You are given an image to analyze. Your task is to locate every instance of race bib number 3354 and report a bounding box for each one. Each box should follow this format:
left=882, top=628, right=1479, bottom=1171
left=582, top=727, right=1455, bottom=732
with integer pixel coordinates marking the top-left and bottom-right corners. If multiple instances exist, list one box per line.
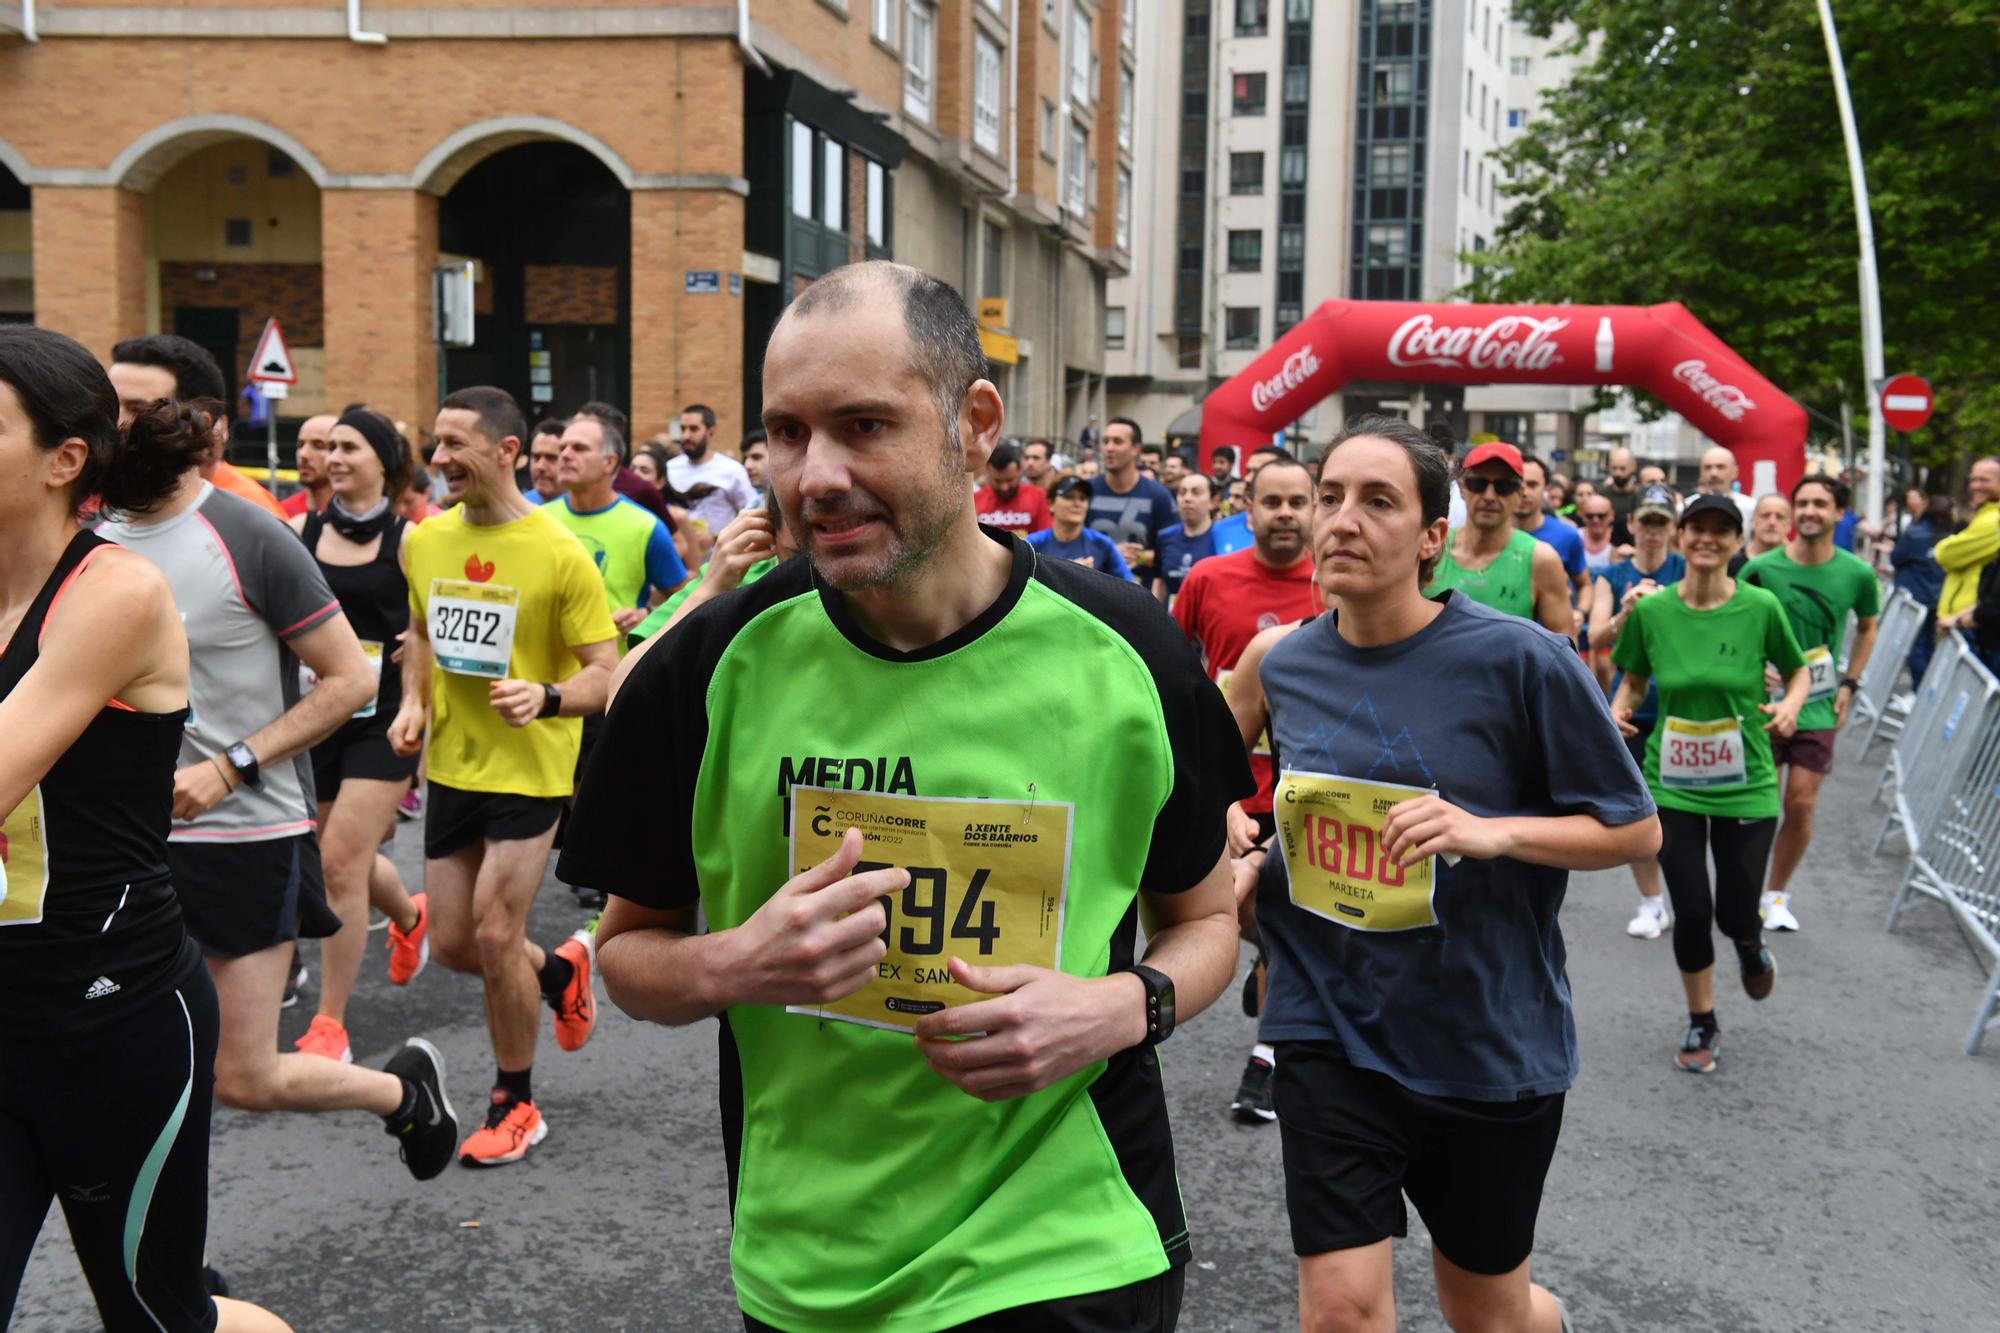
left=786, top=787, right=1072, bottom=1033
left=1277, top=771, right=1439, bottom=932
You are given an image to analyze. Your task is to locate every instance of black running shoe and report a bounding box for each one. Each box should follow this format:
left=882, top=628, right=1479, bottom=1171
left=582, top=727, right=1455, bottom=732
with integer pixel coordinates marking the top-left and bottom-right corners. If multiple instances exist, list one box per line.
left=1231, top=1054, right=1277, bottom=1123
left=382, top=1038, right=458, bottom=1181
left=1738, top=942, right=1777, bottom=1001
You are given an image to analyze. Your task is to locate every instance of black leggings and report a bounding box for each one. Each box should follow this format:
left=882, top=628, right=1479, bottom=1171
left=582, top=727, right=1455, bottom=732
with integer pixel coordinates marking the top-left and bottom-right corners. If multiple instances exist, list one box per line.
left=1655, top=808, right=1777, bottom=974
left=1, top=972, right=221, bottom=1333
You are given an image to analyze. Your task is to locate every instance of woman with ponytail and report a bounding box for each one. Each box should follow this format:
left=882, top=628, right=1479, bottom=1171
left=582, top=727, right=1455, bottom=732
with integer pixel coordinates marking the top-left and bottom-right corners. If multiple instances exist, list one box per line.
left=0, top=325, right=291, bottom=1331
left=288, top=409, right=430, bottom=1057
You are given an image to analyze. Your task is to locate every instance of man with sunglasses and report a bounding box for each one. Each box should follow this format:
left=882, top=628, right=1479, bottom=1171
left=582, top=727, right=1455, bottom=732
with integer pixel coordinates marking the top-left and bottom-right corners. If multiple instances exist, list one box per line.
left=1576, top=495, right=1617, bottom=577
left=1428, top=443, right=1574, bottom=641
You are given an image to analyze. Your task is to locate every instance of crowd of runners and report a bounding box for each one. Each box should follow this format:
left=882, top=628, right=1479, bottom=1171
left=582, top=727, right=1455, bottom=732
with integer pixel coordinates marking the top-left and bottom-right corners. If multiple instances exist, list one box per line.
left=0, top=259, right=1946, bottom=1332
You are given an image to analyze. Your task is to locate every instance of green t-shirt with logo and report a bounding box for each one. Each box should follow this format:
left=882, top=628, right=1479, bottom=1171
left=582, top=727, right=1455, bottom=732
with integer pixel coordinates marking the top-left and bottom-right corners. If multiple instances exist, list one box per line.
left=1741, top=546, right=1881, bottom=732
left=557, top=530, right=1252, bottom=1332
left=1612, top=580, right=1806, bottom=818
left=625, top=554, right=780, bottom=649
left=543, top=494, right=688, bottom=619
left=1426, top=526, right=1538, bottom=619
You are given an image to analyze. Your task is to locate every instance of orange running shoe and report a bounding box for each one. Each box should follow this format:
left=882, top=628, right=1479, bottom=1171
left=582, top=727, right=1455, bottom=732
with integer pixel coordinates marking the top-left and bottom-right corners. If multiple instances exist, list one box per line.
left=458, top=1094, right=547, bottom=1167
left=293, top=1015, right=353, bottom=1063
left=550, top=928, right=596, bottom=1052
left=386, top=892, right=430, bottom=986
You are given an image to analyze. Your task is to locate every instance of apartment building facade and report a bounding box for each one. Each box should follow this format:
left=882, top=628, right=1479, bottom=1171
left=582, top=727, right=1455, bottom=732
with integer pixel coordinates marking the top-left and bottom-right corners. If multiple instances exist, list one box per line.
left=0, top=0, right=1134, bottom=449
left=1110, top=0, right=1598, bottom=456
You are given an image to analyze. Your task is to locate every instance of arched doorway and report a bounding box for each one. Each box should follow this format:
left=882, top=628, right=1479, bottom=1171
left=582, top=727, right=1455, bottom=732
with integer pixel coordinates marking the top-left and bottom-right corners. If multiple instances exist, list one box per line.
left=145, top=139, right=325, bottom=430
left=0, top=160, right=29, bottom=324
left=438, top=143, right=630, bottom=424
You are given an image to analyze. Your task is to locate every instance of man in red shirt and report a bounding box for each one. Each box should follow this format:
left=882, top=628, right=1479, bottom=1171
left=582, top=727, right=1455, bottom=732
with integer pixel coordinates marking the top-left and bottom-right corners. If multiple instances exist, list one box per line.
left=280, top=412, right=337, bottom=516
left=1171, top=454, right=1320, bottom=1124
left=973, top=440, right=1053, bottom=536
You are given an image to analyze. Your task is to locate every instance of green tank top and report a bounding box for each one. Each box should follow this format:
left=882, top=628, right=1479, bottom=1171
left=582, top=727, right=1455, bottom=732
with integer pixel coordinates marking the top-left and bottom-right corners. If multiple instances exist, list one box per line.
left=1428, top=526, right=1538, bottom=618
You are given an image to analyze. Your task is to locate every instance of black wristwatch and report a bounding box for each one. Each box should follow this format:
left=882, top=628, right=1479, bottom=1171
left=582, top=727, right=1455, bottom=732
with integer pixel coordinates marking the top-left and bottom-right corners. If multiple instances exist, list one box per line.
left=223, top=741, right=262, bottom=790
left=1839, top=677, right=1862, bottom=693
left=537, top=684, right=562, bottom=719
left=1124, top=965, right=1176, bottom=1046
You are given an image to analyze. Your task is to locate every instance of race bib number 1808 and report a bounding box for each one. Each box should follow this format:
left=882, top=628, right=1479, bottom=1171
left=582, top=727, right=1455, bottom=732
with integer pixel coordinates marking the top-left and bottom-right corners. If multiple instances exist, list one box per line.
left=1277, top=771, right=1439, bottom=932
left=785, top=787, right=1072, bottom=1032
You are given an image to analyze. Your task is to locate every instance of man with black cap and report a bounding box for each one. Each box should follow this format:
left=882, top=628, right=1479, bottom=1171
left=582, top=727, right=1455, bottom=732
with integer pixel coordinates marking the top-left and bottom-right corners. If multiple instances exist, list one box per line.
left=1426, top=442, right=1574, bottom=639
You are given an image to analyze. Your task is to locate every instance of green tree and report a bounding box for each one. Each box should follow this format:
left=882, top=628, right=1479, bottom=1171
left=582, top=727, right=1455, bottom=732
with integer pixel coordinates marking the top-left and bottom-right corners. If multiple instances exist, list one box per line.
left=1473, top=1, right=2000, bottom=479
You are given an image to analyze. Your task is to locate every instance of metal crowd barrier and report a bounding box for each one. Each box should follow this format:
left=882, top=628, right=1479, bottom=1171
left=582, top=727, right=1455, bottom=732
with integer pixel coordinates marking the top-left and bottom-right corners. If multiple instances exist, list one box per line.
left=1851, top=590, right=1930, bottom=757
left=1870, top=633, right=1973, bottom=833
left=1872, top=632, right=2000, bottom=1054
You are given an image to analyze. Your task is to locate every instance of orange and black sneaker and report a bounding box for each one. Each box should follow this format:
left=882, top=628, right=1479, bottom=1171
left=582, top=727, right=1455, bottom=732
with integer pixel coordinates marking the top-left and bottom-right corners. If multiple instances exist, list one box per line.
left=293, top=1015, right=352, bottom=1063
left=550, top=928, right=596, bottom=1052
left=386, top=892, right=430, bottom=987
left=458, top=1093, right=547, bottom=1168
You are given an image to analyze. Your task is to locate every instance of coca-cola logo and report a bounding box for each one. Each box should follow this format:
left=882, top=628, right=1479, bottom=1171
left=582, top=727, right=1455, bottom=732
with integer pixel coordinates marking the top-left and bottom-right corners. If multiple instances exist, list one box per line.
left=1386, top=314, right=1569, bottom=372
left=1250, top=346, right=1323, bottom=413
left=1671, top=360, right=1757, bottom=421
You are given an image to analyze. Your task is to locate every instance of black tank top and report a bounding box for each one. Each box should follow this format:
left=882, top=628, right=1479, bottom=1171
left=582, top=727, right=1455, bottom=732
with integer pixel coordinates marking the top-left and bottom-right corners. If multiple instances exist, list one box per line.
left=303, top=510, right=409, bottom=721
left=0, top=531, right=198, bottom=1035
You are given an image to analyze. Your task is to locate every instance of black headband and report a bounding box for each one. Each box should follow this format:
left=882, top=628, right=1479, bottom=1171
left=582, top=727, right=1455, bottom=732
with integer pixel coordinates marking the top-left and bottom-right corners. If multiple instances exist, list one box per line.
left=335, top=409, right=406, bottom=486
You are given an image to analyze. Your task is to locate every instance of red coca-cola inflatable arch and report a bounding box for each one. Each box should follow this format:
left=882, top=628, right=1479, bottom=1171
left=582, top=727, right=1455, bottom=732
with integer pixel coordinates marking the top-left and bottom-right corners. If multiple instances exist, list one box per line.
left=1198, top=300, right=1806, bottom=496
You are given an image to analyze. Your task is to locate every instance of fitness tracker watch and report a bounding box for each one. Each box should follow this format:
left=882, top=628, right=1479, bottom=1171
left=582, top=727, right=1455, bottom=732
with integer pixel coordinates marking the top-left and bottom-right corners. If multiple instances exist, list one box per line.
left=223, top=741, right=262, bottom=790
left=538, top=684, right=563, bottom=719
left=1124, top=964, right=1177, bottom=1046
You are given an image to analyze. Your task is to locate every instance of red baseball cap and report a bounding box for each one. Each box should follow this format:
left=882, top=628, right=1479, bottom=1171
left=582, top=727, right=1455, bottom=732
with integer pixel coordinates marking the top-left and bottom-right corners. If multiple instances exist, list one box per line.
left=1461, top=442, right=1525, bottom=476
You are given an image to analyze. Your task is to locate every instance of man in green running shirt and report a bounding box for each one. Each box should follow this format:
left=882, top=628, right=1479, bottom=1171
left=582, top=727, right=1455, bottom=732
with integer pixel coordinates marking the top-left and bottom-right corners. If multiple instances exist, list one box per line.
left=1741, top=473, right=1878, bottom=932
left=1427, top=442, right=1574, bottom=640
left=559, top=261, right=1249, bottom=1332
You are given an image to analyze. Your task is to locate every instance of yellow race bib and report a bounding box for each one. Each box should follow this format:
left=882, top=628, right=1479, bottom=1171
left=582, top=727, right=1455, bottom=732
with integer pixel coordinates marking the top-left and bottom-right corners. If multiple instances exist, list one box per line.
left=786, top=787, right=1072, bottom=1032
left=0, top=785, right=50, bottom=927
left=1276, top=771, right=1438, bottom=932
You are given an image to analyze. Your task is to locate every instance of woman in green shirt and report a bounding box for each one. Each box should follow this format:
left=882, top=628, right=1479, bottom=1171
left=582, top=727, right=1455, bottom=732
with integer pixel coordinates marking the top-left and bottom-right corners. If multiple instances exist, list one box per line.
left=1610, top=493, right=1810, bottom=1074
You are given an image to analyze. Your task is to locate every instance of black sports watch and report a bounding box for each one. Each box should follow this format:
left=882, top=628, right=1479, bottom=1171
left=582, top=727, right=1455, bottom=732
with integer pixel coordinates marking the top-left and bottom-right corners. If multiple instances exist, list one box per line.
left=1839, top=677, right=1862, bottom=693
left=1124, top=965, right=1176, bottom=1047
left=223, top=741, right=262, bottom=790
left=537, top=684, right=562, bottom=719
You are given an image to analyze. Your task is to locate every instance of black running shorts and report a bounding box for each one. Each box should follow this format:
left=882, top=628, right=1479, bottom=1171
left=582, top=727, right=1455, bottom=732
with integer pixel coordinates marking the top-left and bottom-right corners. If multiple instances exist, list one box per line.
left=310, top=715, right=420, bottom=796
left=1274, top=1041, right=1565, bottom=1276
left=167, top=834, right=341, bottom=960
left=423, top=781, right=565, bottom=860
left=741, top=1265, right=1183, bottom=1333
left=0, top=963, right=220, bottom=1333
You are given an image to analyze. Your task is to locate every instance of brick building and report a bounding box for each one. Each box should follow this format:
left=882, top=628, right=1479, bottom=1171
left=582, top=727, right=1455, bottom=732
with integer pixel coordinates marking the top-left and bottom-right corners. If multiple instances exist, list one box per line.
left=0, top=1, right=1136, bottom=452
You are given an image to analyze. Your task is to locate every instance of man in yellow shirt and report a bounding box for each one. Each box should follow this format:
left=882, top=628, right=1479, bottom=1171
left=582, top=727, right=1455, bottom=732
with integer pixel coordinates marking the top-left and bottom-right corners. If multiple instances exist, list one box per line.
left=1933, top=458, right=2000, bottom=620
left=389, top=386, right=618, bottom=1168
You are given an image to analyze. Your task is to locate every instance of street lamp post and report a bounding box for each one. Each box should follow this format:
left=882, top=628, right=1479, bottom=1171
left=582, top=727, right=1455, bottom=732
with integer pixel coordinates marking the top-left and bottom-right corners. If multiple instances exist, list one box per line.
left=1815, top=0, right=1886, bottom=529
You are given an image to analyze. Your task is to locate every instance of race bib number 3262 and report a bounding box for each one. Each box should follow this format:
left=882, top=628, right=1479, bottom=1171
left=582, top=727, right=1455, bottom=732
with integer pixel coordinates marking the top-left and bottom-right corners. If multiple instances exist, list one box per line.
left=785, top=787, right=1072, bottom=1033
left=428, top=578, right=519, bottom=678
left=1277, top=771, right=1439, bottom=932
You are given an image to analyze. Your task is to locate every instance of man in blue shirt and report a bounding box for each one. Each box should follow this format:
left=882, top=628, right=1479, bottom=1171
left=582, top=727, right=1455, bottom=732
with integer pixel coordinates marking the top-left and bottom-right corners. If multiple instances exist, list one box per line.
left=1028, top=476, right=1133, bottom=579
left=1514, top=453, right=1588, bottom=605
left=1087, top=417, right=1177, bottom=578
left=1154, top=473, right=1220, bottom=603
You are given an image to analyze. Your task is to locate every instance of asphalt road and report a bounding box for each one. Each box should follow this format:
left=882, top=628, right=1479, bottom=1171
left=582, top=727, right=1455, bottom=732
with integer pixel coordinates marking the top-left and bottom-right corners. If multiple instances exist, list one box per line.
left=15, top=743, right=2000, bottom=1331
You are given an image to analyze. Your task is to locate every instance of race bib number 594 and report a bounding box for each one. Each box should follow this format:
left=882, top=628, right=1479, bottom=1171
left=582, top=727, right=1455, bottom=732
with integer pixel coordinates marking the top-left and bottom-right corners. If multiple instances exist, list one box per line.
left=1277, top=771, right=1439, bottom=932
left=785, top=787, right=1072, bottom=1032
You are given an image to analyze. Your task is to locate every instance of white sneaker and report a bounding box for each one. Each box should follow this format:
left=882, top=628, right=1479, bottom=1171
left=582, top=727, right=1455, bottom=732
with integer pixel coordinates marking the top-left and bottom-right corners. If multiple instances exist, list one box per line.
left=1762, top=892, right=1800, bottom=932
left=1889, top=692, right=1915, bottom=716
left=1626, top=897, right=1669, bottom=939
